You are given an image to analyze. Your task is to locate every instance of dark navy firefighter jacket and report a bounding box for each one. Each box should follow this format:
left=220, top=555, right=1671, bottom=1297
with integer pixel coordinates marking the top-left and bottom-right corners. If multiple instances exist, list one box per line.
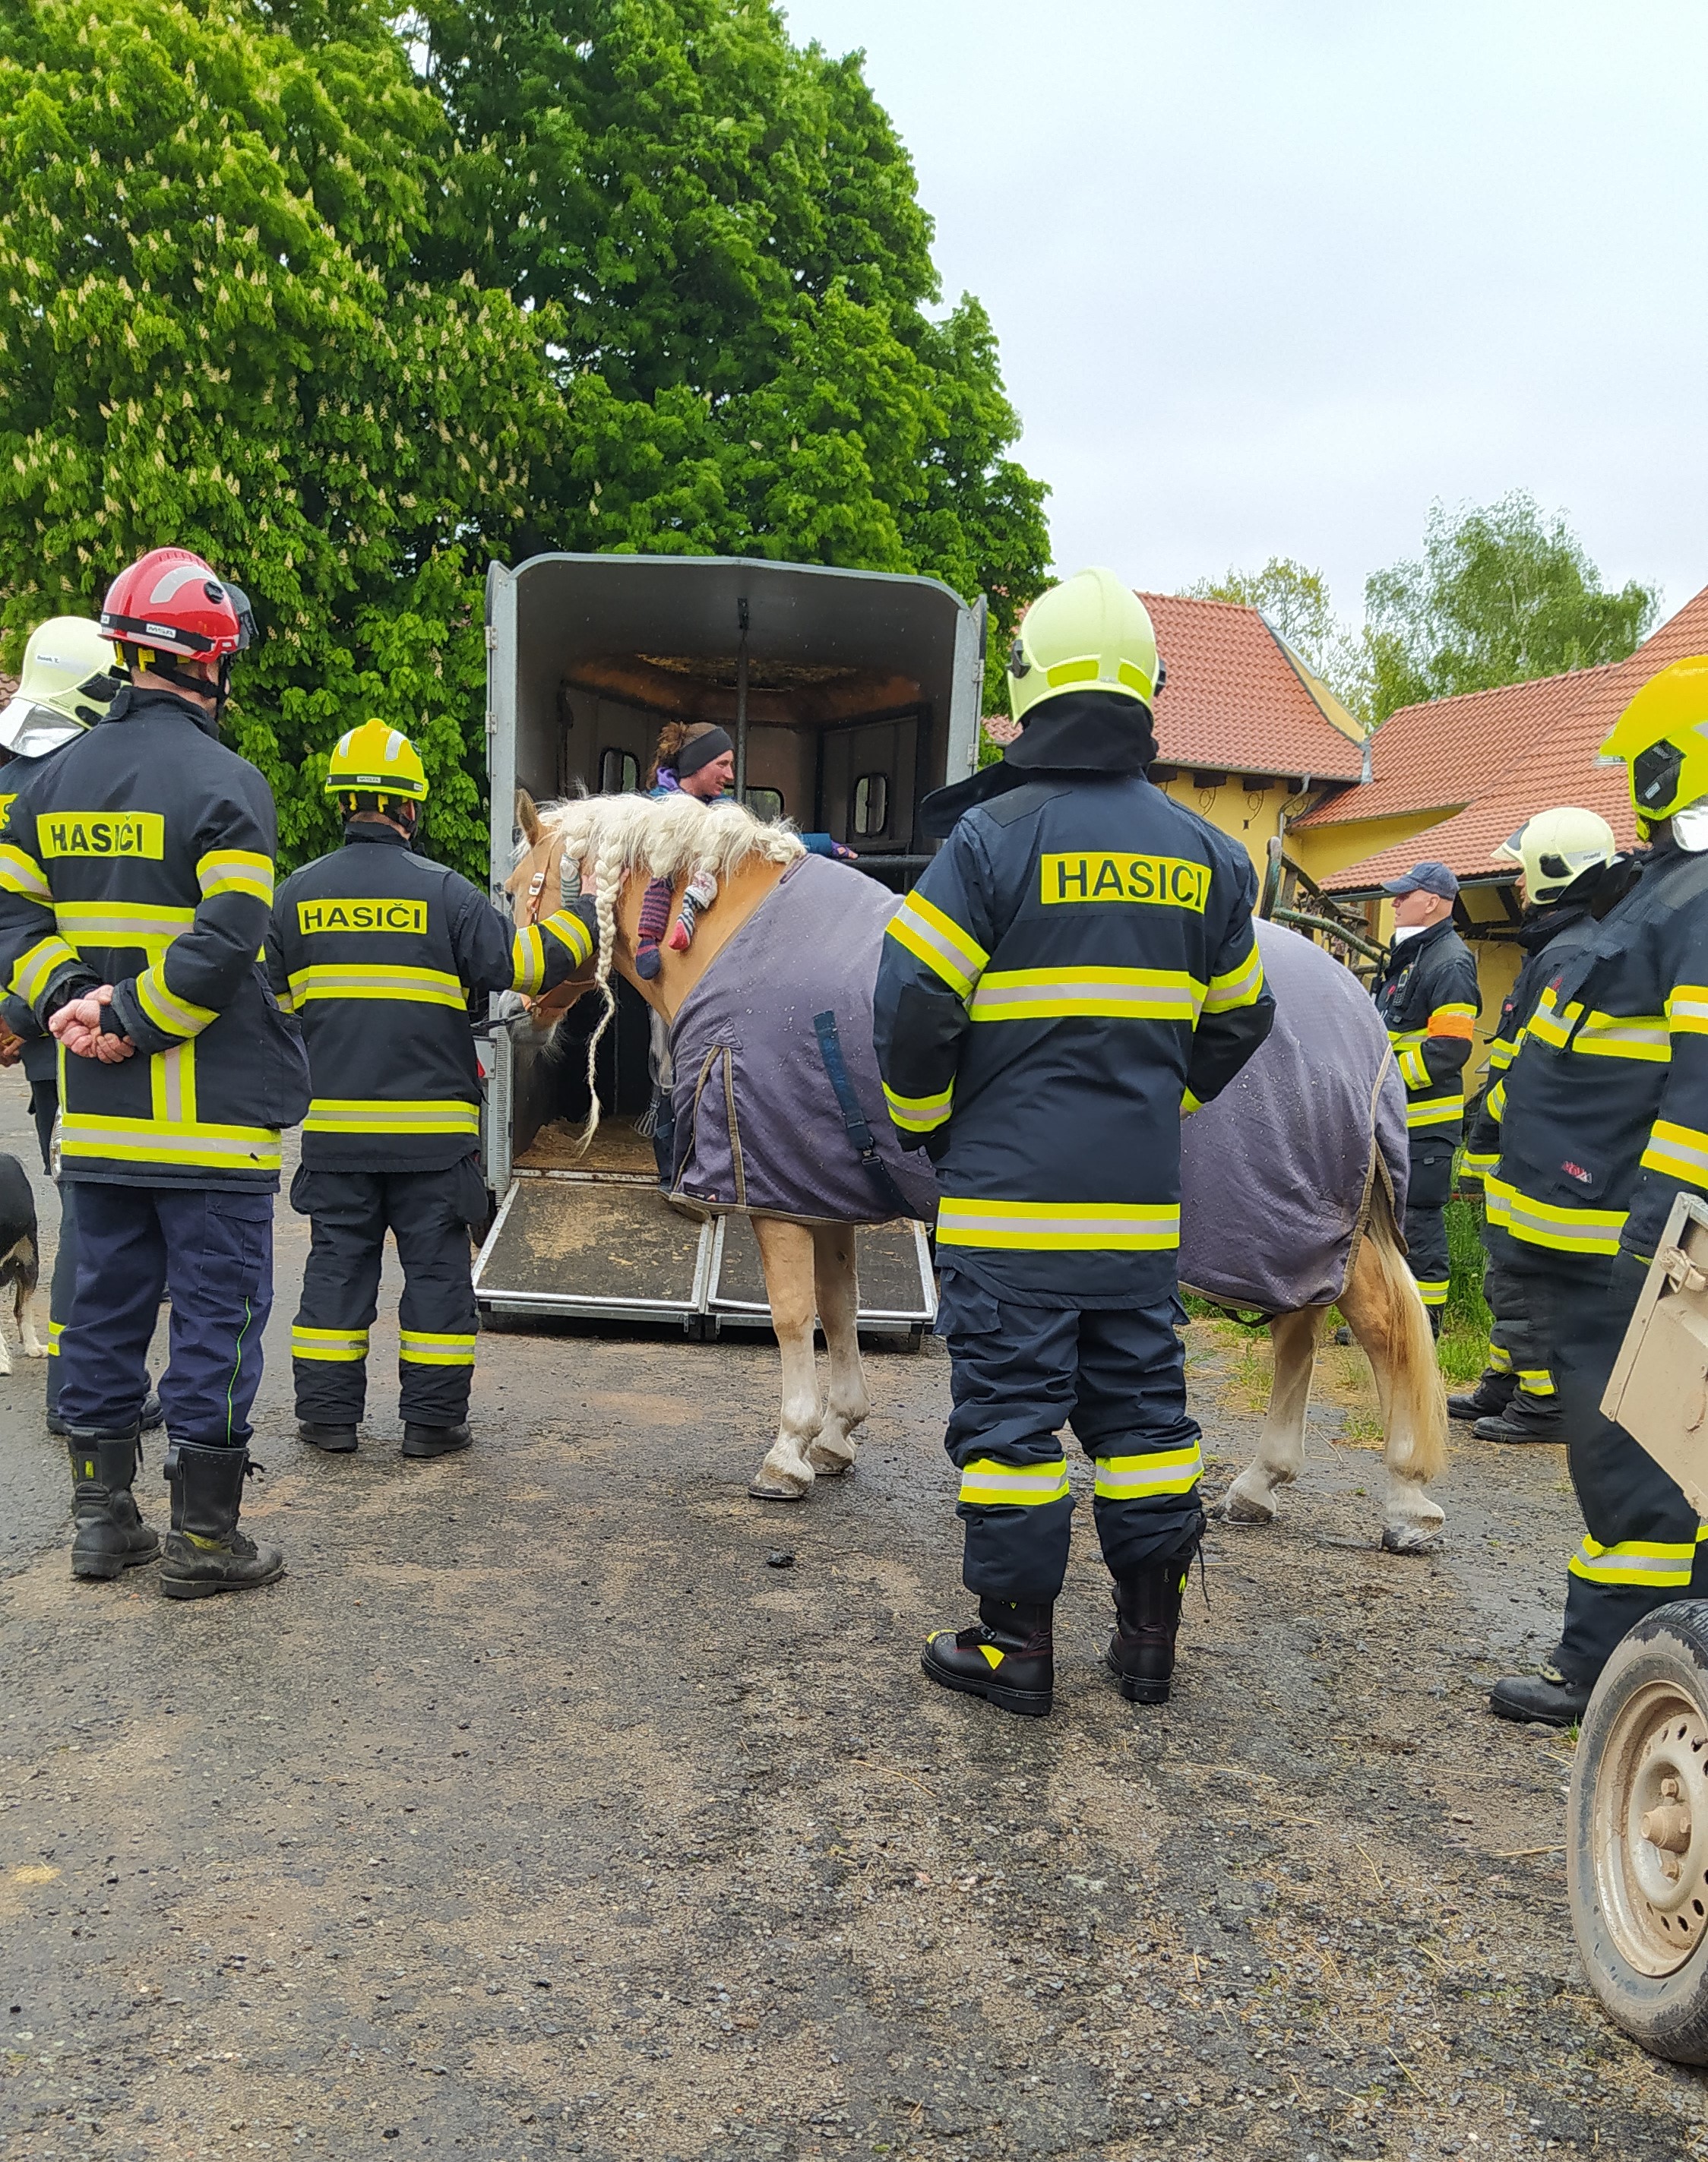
left=267, top=823, right=596, bottom=1174
left=872, top=696, right=1275, bottom=1307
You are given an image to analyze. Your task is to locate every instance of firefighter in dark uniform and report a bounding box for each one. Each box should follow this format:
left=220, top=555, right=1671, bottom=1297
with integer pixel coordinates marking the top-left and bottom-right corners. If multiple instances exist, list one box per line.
left=1370, top=861, right=1481, bottom=1326
left=1453, top=808, right=1618, bottom=1443
left=1490, top=657, right=1708, bottom=1725
left=0, top=546, right=308, bottom=1595
left=873, top=568, right=1276, bottom=1719
left=268, top=721, right=596, bottom=1456
left=0, top=616, right=167, bottom=1441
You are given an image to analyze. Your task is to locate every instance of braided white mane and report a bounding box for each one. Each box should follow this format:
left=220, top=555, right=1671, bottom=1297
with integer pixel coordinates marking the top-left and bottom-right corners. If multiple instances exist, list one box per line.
left=527, top=793, right=805, bottom=1146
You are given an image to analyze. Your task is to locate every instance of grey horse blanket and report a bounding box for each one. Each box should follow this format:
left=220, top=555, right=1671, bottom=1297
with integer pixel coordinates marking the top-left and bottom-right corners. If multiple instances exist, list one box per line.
left=669, top=854, right=938, bottom=1224
left=1177, top=919, right=1409, bottom=1316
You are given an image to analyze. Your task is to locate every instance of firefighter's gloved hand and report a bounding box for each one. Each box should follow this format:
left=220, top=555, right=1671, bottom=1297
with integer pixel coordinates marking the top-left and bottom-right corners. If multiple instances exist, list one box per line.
left=51, top=985, right=135, bottom=1063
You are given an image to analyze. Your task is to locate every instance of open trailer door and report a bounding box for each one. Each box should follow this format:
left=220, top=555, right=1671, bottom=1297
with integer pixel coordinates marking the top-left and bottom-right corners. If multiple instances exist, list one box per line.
left=473, top=552, right=976, bottom=1336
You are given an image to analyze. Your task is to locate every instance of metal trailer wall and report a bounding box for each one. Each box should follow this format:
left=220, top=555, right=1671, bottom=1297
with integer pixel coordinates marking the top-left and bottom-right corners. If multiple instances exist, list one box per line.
left=477, top=552, right=985, bottom=1336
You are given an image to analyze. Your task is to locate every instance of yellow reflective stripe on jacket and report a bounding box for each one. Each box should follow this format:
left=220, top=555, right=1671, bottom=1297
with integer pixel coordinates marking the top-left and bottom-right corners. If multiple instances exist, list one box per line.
left=512, top=925, right=548, bottom=994
left=1202, top=940, right=1265, bottom=1013
left=885, top=892, right=989, bottom=1000
left=882, top=1078, right=954, bottom=1133
left=1574, top=1010, right=1668, bottom=1060
left=1093, top=1443, right=1204, bottom=1500
left=0, top=842, right=50, bottom=902
left=968, top=966, right=1204, bottom=1024
left=540, top=908, right=592, bottom=963
left=937, top=1196, right=1180, bottom=1250
left=1486, top=1033, right=1520, bottom=1072
left=1568, top=1534, right=1697, bottom=1589
left=1460, top=1150, right=1497, bottom=1179
left=957, top=1455, right=1071, bottom=1507
left=286, top=963, right=466, bottom=1009
left=57, top=899, right=196, bottom=962
left=1404, top=1093, right=1463, bottom=1127
left=303, top=1097, right=480, bottom=1135
left=59, top=1112, right=280, bottom=1171
left=11, top=933, right=81, bottom=1005
left=1667, top=984, right=1708, bottom=1036
left=400, top=1329, right=477, bottom=1367
left=196, top=849, right=274, bottom=904
left=1640, top=1119, right=1708, bottom=1184
left=1528, top=984, right=1669, bottom=1062
left=1415, top=1276, right=1449, bottom=1307
left=1483, top=1173, right=1626, bottom=1255
left=1397, top=1044, right=1431, bottom=1089
left=293, top=1325, right=370, bottom=1363
left=135, top=959, right=218, bottom=1041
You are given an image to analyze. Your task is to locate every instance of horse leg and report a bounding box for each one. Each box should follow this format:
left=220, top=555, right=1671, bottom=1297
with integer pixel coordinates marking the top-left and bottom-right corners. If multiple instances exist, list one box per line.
left=805, top=1225, right=870, bottom=1477
left=747, top=1215, right=824, bottom=1502
left=1218, top=1306, right=1327, bottom=1524
left=1340, top=1194, right=1448, bottom=1553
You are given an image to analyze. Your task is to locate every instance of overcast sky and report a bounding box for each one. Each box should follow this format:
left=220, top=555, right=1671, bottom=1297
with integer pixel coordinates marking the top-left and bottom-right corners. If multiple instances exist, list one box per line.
left=780, top=0, right=1706, bottom=625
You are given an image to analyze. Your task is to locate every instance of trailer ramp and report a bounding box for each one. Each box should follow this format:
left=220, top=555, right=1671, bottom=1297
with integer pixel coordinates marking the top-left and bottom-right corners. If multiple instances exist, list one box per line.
left=474, top=1170, right=935, bottom=1341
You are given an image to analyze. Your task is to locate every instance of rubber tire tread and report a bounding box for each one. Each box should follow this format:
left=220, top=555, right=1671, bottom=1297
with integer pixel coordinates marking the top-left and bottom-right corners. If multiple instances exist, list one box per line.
left=1568, top=1598, right=1708, bottom=2063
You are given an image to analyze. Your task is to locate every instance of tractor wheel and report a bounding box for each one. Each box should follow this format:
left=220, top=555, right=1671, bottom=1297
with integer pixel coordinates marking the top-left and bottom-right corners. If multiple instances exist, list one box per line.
left=1569, top=1598, right=1708, bottom=2062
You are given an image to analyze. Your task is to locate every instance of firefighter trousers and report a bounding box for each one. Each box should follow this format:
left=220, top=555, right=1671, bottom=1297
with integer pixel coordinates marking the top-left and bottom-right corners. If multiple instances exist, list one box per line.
left=1404, top=1140, right=1454, bottom=1316
left=58, top=1182, right=273, bottom=1445
left=936, top=1272, right=1205, bottom=1604
left=1510, top=1250, right=1708, bottom=1683
left=289, top=1160, right=484, bottom=1427
left=1479, top=1217, right=1555, bottom=1400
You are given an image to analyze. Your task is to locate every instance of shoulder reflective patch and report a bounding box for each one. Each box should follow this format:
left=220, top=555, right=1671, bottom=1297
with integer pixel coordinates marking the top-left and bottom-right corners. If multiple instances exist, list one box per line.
left=296, top=898, right=429, bottom=936
left=1040, top=852, right=1210, bottom=912
left=37, top=811, right=165, bottom=860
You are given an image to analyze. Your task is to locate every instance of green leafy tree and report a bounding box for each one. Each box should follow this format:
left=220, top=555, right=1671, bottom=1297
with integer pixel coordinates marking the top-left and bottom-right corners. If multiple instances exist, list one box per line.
left=1360, top=492, right=1659, bottom=723
left=1182, top=556, right=1361, bottom=708
left=0, top=0, right=561, bottom=877
left=410, top=0, right=1051, bottom=683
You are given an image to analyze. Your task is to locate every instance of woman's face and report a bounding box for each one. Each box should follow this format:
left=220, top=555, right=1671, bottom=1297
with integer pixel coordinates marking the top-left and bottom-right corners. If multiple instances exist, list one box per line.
left=682, top=749, right=735, bottom=801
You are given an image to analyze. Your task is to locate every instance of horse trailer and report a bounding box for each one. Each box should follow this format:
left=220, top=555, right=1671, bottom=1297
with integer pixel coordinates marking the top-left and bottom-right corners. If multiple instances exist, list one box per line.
left=473, top=552, right=987, bottom=1336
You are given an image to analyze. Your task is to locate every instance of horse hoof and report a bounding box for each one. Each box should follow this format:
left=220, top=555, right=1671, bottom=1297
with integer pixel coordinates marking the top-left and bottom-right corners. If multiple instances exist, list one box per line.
left=748, top=1475, right=811, bottom=1503
left=1381, top=1525, right=1443, bottom=1556
left=806, top=1446, right=855, bottom=1478
left=1214, top=1490, right=1275, bottom=1526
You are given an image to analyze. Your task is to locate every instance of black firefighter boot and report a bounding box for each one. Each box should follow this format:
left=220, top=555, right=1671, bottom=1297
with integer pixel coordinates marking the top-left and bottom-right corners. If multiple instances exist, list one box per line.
left=1475, top=1392, right=1563, bottom=1445
left=1106, top=1554, right=1193, bottom=1705
left=1447, top=1368, right=1517, bottom=1424
left=67, top=1427, right=160, bottom=1580
left=1488, top=1660, right=1593, bottom=1727
left=921, top=1597, right=1054, bottom=1718
left=159, top=1442, right=285, bottom=1601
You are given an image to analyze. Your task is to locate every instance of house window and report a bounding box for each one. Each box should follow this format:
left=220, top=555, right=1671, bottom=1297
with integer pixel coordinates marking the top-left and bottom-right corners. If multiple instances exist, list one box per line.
left=852, top=773, right=890, bottom=837
left=599, top=748, right=639, bottom=795
left=745, top=786, right=783, bottom=822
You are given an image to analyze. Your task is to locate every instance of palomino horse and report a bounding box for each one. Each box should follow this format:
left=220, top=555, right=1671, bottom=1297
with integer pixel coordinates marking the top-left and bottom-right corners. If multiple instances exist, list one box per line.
left=507, top=794, right=1447, bottom=1547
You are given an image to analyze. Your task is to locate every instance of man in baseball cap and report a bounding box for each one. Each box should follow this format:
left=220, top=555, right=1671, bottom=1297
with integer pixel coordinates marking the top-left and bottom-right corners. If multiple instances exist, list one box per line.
left=1371, top=861, right=1480, bottom=1328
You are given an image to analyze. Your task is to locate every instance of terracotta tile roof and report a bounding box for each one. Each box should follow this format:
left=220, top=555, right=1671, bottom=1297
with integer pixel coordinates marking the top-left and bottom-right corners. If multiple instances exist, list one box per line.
left=1292, top=664, right=1620, bottom=831
left=1320, top=579, right=1708, bottom=894
left=1140, top=593, right=1365, bottom=782
left=978, top=592, right=1368, bottom=780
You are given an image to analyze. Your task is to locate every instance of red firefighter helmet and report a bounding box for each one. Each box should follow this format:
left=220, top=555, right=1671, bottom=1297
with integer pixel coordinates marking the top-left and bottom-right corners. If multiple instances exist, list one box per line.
left=100, top=547, right=246, bottom=659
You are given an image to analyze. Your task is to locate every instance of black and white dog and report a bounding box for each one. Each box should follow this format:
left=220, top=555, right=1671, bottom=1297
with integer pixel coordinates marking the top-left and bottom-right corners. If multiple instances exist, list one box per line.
left=0, top=1153, right=46, bottom=1373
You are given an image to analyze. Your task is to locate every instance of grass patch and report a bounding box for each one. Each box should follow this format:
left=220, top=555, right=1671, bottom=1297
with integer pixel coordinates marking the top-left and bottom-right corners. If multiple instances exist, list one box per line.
left=1439, top=1187, right=1494, bottom=1386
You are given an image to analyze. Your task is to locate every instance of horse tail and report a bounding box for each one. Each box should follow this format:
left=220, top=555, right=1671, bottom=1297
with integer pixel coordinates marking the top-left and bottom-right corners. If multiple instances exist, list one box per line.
left=1355, top=1181, right=1448, bottom=1487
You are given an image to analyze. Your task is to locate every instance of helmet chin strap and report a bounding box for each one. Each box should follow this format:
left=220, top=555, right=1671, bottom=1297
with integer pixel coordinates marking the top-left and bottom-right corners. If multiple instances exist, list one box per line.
left=123, top=643, right=228, bottom=719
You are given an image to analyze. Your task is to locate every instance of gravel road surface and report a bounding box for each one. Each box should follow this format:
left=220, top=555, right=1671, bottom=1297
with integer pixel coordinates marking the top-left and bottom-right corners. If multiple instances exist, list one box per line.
left=2, top=1070, right=1706, bottom=2160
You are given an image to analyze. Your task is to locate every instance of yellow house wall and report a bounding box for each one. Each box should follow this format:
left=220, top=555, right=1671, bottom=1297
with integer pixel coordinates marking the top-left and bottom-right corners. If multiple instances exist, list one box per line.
left=1156, top=773, right=1289, bottom=874
left=1283, top=807, right=1460, bottom=884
